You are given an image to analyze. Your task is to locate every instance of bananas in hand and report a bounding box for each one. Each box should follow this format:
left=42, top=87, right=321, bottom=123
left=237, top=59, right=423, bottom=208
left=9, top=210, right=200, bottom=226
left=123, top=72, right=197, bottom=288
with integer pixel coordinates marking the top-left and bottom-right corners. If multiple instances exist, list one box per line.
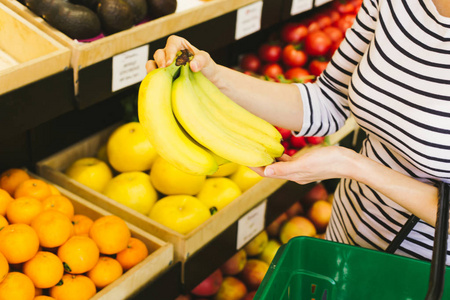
left=138, top=51, right=284, bottom=175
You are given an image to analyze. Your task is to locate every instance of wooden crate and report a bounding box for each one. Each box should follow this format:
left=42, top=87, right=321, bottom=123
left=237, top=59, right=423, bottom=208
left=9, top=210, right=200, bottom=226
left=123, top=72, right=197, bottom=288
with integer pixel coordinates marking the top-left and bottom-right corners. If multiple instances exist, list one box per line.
left=26, top=171, right=174, bottom=300
left=1, top=0, right=258, bottom=94
left=0, top=2, right=70, bottom=95
left=36, top=118, right=357, bottom=266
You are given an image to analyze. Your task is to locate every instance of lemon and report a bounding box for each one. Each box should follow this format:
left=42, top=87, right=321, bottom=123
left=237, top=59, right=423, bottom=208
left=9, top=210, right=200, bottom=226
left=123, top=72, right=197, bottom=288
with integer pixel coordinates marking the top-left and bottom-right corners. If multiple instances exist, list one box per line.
left=229, top=165, right=263, bottom=192
left=102, top=171, right=158, bottom=215
left=196, top=177, right=242, bottom=211
left=150, top=156, right=206, bottom=195
left=65, top=157, right=113, bottom=193
left=208, top=162, right=239, bottom=177
left=107, top=122, right=158, bottom=173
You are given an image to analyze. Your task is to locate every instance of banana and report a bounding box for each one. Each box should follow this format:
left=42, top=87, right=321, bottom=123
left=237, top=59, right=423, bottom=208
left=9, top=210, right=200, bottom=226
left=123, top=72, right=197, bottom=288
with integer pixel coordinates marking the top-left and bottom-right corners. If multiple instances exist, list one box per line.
left=138, top=61, right=218, bottom=175
left=172, top=64, right=274, bottom=167
left=189, top=69, right=284, bottom=158
left=191, top=70, right=283, bottom=141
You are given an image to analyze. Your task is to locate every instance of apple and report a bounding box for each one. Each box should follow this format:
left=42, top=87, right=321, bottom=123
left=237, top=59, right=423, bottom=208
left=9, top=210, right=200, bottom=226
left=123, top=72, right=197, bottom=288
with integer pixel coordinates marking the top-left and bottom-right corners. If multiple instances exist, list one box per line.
left=290, top=135, right=307, bottom=149
left=214, top=276, right=247, bottom=300
left=191, top=269, right=223, bottom=297
left=307, top=200, right=333, bottom=232
left=258, top=239, right=281, bottom=265
left=275, top=127, right=292, bottom=140
left=65, top=157, right=113, bottom=193
left=220, top=249, right=247, bottom=276
left=244, top=230, right=268, bottom=257
left=243, top=290, right=257, bottom=300
left=240, top=259, right=269, bottom=290
left=196, top=177, right=242, bottom=211
left=302, top=183, right=329, bottom=207
left=279, top=216, right=317, bottom=244
left=285, top=201, right=304, bottom=218
left=266, top=213, right=288, bottom=237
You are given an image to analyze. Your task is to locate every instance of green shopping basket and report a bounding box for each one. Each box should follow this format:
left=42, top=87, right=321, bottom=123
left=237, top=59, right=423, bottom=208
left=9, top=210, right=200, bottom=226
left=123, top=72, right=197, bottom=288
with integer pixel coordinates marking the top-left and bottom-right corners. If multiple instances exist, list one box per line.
left=254, top=183, right=450, bottom=300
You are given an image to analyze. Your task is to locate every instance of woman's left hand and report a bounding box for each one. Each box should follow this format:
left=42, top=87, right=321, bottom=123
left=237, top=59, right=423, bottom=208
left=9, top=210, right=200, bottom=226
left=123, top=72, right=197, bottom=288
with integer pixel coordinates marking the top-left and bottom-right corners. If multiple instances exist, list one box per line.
left=251, top=145, right=357, bottom=184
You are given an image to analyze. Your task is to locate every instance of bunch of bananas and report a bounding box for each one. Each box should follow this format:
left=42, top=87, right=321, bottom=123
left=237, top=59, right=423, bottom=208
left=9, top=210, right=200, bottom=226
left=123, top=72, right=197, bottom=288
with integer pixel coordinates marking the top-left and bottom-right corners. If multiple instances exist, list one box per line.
left=138, top=51, right=284, bottom=175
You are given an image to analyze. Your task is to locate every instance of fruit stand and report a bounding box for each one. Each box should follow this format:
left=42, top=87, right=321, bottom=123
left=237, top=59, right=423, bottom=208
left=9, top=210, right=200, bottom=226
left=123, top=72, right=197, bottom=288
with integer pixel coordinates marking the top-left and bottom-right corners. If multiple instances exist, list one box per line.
left=0, top=0, right=365, bottom=299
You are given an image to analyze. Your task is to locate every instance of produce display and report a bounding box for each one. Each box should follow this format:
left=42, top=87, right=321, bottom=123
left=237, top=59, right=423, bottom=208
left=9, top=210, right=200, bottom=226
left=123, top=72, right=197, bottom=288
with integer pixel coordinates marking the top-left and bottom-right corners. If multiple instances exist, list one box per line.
left=19, top=0, right=177, bottom=39
left=0, top=168, right=150, bottom=300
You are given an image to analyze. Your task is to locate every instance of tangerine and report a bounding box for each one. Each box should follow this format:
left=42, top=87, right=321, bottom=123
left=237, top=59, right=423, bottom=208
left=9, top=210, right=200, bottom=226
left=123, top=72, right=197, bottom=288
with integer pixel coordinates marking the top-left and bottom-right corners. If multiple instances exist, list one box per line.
left=71, top=214, right=94, bottom=236
left=0, top=272, right=35, bottom=300
left=0, top=189, right=13, bottom=216
left=0, top=215, right=8, bottom=230
left=31, top=210, right=73, bottom=248
left=116, top=237, right=149, bottom=270
left=49, top=274, right=96, bottom=300
left=23, top=251, right=64, bottom=289
left=0, top=168, right=31, bottom=196
left=0, top=252, right=8, bottom=283
left=89, top=215, right=131, bottom=255
left=34, top=296, right=56, bottom=300
left=47, top=184, right=61, bottom=196
left=41, top=195, right=75, bottom=220
left=57, top=236, right=100, bottom=274
left=87, top=256, right=123, bottom=288
left=14, top=179, right=52, bottom=201
left=6, top=196, right=43, bottom=225
left=0, top=223, right=39, bottom=264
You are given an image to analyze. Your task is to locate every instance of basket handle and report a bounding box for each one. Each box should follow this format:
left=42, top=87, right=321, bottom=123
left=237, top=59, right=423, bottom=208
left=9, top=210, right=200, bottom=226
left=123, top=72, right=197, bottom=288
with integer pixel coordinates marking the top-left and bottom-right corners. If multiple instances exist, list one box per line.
left=425, top=182, right=450, bottom=300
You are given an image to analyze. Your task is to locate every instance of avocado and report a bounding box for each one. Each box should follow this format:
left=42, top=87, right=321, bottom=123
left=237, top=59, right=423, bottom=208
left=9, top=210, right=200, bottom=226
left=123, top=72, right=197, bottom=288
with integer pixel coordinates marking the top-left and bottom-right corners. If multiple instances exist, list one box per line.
left=123, top=0, right=147, bottom=24
left=70, top=0, right=99, bottom=11
left=25, top=0, right=63, bottom=17
left=146, top=0, right=176, bottom=19
left=97, top=0, right=134, bottom=35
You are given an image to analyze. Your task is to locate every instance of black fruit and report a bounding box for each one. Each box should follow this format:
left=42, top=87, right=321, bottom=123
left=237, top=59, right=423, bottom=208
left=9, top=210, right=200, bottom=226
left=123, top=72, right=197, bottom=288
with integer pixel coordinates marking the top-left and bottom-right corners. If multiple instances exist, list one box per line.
left=123, top=0, right=148, bottom=24
left=146, top=0, right=177, bottom=19
left=70, top=0, right=99, bottom=11
left=97, top=0, right=135, bottom=35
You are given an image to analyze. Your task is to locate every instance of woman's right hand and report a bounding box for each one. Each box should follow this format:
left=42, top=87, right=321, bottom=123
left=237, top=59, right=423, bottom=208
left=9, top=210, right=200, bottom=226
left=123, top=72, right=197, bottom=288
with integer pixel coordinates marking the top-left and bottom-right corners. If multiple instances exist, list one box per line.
left=146, top=35, right=219, bottom=84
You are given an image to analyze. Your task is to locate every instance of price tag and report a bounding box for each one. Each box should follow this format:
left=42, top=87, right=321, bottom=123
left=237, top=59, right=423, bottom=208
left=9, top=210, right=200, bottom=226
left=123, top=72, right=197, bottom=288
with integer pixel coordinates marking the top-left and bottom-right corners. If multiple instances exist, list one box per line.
left=235, top=1, right=263, bottom=40
left=290, top=0, right=313, bottom=16
left=112, top=44, right=149, bottom=92
left=314, top=0, right=333, bottom=7
left=236, top=200, right=267, bottom=249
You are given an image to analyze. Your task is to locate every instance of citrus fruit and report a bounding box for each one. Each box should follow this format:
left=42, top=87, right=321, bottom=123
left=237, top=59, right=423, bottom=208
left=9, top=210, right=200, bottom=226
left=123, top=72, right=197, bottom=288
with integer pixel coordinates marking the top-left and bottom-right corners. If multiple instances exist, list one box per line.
left=31, top=210, right=74, bottom=248
left=87, top=256, right=123, bottom=288
left=57, top=236, right=100, bottom=274
left=49, top=274, right=96, bottom=300
left=89, top=215, right=131, bottom=255
left=14, top=179, right=52, bottom=201
left=196, top=177, right=242, bottom=211
left=6, top=196, right=43, bottom=225
left=116, top=237, right=149, bottom=270
left=64, top=157, right=112, bottom=193
left=208, top=162, right=239, bottom=177
left=71, top=214, right=94, bottom=236
left=0, top=223, right=39, bottom=264
left=23, top=251, right=64, bottom=289
left=41, top=195, right=75, bottom=219
left=0, top=252, right=8, bottom=283
left=150, top=156, right=206, bottom=195
left=0, top=189, right=13, bottom=216
left=106, top=122, right=158, bottom=172
left=0, top=168, right=31, bottom=196
left=148, top=195, right=210, bottom=234
left=34, top=296, right=56, bottom=300
left=48, top=184, right=61, bottom=196
left=0, top=215, right=7, bottom=230
left=229, top=165, right=263, bottom=192
left=102, top=171, right=158, bottom=215
left=0, top=272, right=35, bottom=300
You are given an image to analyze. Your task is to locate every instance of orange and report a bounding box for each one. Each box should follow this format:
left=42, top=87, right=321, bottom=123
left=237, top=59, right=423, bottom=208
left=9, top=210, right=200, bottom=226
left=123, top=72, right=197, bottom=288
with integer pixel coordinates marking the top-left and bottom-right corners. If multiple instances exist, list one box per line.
left=0, top=223, right=39, bottom=264
left=0, top=252, right=8, bottom=283
left=116, top=237, right=149, bottom=271
left=23, top=251, right=64, bottom=289
left=71, top=214, right=94, bottom=237
left=0, top=168, right=31, bottom=196
left=0, top=189, right=13, bottom=216
left=0, top=272, right=35, bottom=300
left=48, top=184, right=61, bottom=196
left=57, top=236, right=100, bottom=274
left=31, top=210, right=73, bottom=248
left=35, top=296, right=56, bottom=300
left=89, top=215, right=131, bottom=255
left=6, top=196, right=43, bottom=225
left=14, top=179, right=52, bottom=201
left=49, top=274, right=96, bottom=300
left=87, top=256, right=123, bottom=288
left=0, top=215, right=8, bottom=230
left=41, top=195, right=75, bottom=220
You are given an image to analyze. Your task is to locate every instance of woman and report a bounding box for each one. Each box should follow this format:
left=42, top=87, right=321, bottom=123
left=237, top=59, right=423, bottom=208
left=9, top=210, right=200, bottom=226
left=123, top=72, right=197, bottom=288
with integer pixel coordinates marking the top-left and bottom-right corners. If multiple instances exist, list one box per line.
left=146, top=0, right=450, bottom=262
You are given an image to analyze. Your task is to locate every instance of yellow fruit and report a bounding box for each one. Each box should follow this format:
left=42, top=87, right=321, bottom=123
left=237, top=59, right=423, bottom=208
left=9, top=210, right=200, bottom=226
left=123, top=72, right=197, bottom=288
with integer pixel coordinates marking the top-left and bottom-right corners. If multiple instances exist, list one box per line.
left=150, top=156, right=206, bottom=196
left=229, top=165, right=263, bottom=192
left=196, top=177, right=242, bottom=211
left=102, top=172, right=158, bottom=215
left=148, top=195, right=210, bottom=234
left=65, top=157, right=113, bottom=193
left=208, top=162, right=239, bottom=177
left=107, top=122, right=158, bottom=172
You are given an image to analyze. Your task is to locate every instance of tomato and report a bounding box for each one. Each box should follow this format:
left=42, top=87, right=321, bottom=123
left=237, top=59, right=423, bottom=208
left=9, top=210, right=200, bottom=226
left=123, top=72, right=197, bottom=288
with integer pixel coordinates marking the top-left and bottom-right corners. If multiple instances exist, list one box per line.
left=239, top=53, right=261, bottom=72
left=276, top=127, right=292, bottom=140
left=328, top=41, right=341, bottom=58
left=281, top=23, right=308, bottom=44
left=305, top=31, right=332, bottom=57
left=335, top=14, right=356, bottom=33
left=258, top=43, right=282, bottom=63
left=322, top=26, right=344, bottom=44
left=308, top=58, right=329, bottom=77
left=316, top=14, right=332, bottom=29
left=282, top=44, right=308, bottom=68
left=290, top=135, right=307, bottom=148
left=333, top=0, right=356, bottom=15
left=285, top=67, right=314, bottom=83
left=307, top=20, right=321, bottom=33
left=328, top=10, right=341, bottom=24
left=261, top=63, right=283, bottom=79
left=306, top=136, right=325, bottom=145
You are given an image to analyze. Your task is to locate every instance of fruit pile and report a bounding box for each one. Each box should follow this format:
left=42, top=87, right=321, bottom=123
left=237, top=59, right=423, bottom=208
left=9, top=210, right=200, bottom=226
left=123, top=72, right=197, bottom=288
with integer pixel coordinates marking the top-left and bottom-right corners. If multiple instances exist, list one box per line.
left=64, top=121, right=266, bottom=235
left=176, top=182, right=333, bottom=300
left=0, top=168, right=149, bottom=300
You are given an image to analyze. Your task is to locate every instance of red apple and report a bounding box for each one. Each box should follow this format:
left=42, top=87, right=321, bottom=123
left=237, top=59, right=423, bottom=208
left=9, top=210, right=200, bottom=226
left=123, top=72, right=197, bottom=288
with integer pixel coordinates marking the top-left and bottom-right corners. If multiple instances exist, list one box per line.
left=275, top=127, right=292, bottom=140
left=306, top=136, right=325, bottom=145
left=286, top=201, right=304, bottom=217
left=191, top=269, right=223, bottom=297
left=307, top=200, right=333, bottom=232
left=290, top=135, right=307, bottom=149
left=279, top=216, right=317, bottom=244
left=244, top=230, right=268, bottom=257
left=240, top=259, right=270, bottom=290
left=243, top=290, right=257, bottom=300
left=302, top=182, right=328, bottom=207
left=266, top=213, right=288, bottom=237
left=220, top=249, right=247, bottom=276
left=214, top=276, right=247, bottom=300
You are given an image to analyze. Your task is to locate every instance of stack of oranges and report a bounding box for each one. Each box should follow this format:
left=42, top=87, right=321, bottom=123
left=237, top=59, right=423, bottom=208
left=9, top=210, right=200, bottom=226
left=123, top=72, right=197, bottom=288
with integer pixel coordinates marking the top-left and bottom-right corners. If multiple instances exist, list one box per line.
left=0, top=169, right=149, bottom=300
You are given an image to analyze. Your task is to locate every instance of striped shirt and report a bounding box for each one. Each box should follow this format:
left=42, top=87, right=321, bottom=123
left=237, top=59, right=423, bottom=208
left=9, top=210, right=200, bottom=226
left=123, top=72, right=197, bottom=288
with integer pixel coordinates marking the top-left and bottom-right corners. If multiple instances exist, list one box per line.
left=295, top=0, right=450, bottom=262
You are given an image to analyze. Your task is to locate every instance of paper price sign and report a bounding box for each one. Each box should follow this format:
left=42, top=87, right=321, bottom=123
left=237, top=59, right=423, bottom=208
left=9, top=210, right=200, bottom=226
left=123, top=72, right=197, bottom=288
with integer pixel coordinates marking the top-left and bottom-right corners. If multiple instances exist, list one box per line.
left=112, top=44, right=149, bottom=92
left=290, top=0, right=313, bottom=16
left=236, top=200, right=267, bottom=249
left=235, top=1, right=263, bottom=40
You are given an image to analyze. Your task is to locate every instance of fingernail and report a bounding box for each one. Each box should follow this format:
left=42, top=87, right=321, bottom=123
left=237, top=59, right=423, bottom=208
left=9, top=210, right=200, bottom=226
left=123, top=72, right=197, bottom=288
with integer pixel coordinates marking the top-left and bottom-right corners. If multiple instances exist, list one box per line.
left=264, top=168, right=275, bottom=176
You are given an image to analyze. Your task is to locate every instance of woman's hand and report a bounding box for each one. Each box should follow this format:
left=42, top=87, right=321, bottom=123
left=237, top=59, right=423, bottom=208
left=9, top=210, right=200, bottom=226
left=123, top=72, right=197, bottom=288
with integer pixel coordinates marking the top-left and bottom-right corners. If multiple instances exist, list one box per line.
left=145, top=35, right=220, bottom=84
left=251, top=146, right=357, bottom=184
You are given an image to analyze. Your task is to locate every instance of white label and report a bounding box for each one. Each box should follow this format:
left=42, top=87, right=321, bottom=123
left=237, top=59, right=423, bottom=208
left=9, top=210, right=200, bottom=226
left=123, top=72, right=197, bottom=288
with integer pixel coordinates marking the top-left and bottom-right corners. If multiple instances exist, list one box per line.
left=235, top=1, right=263, bottom=40
left=290, top=0, right=314, bottom=16
left=112, top=44, right=149, bottom=92
left=236, top=200, right=267, bottom=249
left=314, top=0, right=333, bottom=7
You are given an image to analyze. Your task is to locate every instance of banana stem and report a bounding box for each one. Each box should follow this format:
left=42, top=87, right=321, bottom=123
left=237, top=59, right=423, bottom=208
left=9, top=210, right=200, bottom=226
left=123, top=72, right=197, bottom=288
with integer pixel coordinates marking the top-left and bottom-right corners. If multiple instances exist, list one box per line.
left=175, top=49, right=194, bottom=66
